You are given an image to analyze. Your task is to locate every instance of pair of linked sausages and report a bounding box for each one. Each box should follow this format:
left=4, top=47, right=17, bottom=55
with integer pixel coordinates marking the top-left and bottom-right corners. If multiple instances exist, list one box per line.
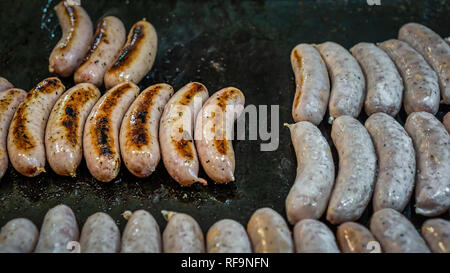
left=48, top=1, right=157, bottom=88
left=0, top=77, right=244, bottom=185
left=291, top=22, right=449, bottom=126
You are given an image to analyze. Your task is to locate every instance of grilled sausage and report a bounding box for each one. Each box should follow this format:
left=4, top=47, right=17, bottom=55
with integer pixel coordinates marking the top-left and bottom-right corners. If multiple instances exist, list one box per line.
left=80, top=212, right=120, bottom=253
left=444, top=112, right=450, bottom=133
left=316, top=42, right=365, bottom=122
left=421, top=218, right=450, bottom=253
left=0, top=89, right=27, bottom=179
left=49, top=1, right=93, bottom=77
left=0, top=218, right=39, bottom=253
left=370, top=208, right=430, bottom=253
left=290, top=44, right=330, bottom=125
left=337, top=222, right=380, bottom=253
left=121, top=210, right=161, bottom=253
left=8, top=78, right=65, bottom=177
left=45, top=83, right=100, bottom=177
left=405, top=112, right=450, bottom=216
left=104, top=20, right=158, bottom=89
left=119, top=83, right=173, bottom=178
left=162, top=211, right=205, bottom=253
left=365, top=113, right=415, bottom=212
left=34, top=204, right=79, bottom=253
left=206, top=219, right=252, bottom=253
left=0, top=77, right=13, bottom=92
left=293, top=219, right=340, bottom=253
left=399, top=23, right=450, bottom=104
left=327, top=116, right=377, bottom=224
left=74, top=16, right=126, bottom=86
left=247, top=208, right=294, bottom=253
left=83, top=82, right=139, bottom=182
left=350, top=42, right=403, bottom=116
left=195, top=87, right=245, bottom=184
left=379, top=39, right=440, bottom=115
left=284, top=121, right=335, bottom=225
left=160, top=82, right=209, bottom=186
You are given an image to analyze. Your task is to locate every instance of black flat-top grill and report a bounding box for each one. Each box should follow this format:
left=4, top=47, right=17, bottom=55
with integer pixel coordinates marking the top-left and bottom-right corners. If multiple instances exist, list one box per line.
left=0, top=0, right=449, bottom=233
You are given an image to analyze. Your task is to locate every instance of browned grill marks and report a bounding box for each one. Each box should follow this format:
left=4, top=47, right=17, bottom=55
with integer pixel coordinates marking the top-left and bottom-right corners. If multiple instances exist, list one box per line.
left=60, top=1, right=79, bottom=49
left=173, top=138, right=194, bottom=160
left=110, top=23, right=145, bottom=71
left=293, top=50, right=304, bottom=109
left=0, top=92, right=15, bottom=113
left=179, top=83, right=205, bottom=105
left=80, top=19, right=107, bottom=65
left=214, top=139, right=228, bottom=155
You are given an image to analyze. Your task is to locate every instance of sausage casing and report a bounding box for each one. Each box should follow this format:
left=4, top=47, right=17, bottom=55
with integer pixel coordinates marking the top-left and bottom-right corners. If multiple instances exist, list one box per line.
left=0, top=88, right=27, bottom=179
left=49, top=1, right=93, bottom=77
left=294, top=219, right=340, bottom=253
left=159, top=82, right=209, bottom=186
left=399, top=23, right=450, bottom=104
left=337, top=222, right=379, bottom=253
left=121, top=210, right=161, bottom=253
left=195, top=87, right=245, bottom=184
left=74, top=16, right=126, bottom=86
left=365, top=113, right=415, bottom=212
left=120, top=83, right=173, bottom=178
left=327, top=116, right=377, bottom=224
left=162, top=211, right=205, bottom=253
left=290, top=44, right=330, bottom=125
left=206, top=219, right=252, bottom=253
left=405, top=112, right=450, bottom=216
left=83, top=82, right=139, bottom=182
left=0, top=77, right=13, bottom=92
left=444, top=112, right=450, bottom=133
left=370, top=208, right=430, bottom=253
left=104, top=20, right=158, bottom=89
left=80, top=212, right=121, bottom=253
left=285, top=121, right=335, bottom=225
left=0, top=218, right=39, bottom=253
left=247, top=208, right=294, bottom=253
left=34, top=204, right=79, bottom=253
left=45, top=83, right=100, bottom=177
left=379, top=39, right=440, bottom=115
left=350, top=42, right=403, bottom=116
left=421, top=218, right=450, bottom=253
left=8, top=77, right=65, bottom=177
left=316, top=42, right=365, bottom=121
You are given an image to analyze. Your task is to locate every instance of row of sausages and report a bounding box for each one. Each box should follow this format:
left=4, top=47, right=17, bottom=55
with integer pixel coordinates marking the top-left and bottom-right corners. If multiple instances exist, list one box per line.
left=0, top=205, right=448, bottom=253
left=291, top=22, right=450, bottom=126
left=0, top=78, right=245, bottom=185
left=285, top=112, right=450, bottom=227
left=48, top=1, right=157, bottom=89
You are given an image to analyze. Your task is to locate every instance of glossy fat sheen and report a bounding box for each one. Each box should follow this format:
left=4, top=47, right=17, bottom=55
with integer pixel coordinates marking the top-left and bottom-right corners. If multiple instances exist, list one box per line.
left=316, top=42, right=365, bottom=120
left=45, top=83, right=100, bottom=177
left=7, top=78, right=65, bottom=177
left=290, top=44, right=330, bottom=125
left=294, top=219, right=340, bottom=253
left=160, top=82, right=209, bottom=186
left=120, top=84, right=173, bottom=178
left=399, top=23, right=450, bottom=104
left=370, top=208, right=430, bottom=253
left=365, top=113, right=415, bottom=212
left=337, top=222, right=379, bottom=253
left=206, top=219, right=252, bottom=253
left=444, top=112, right=450, bottom=133
left=104, top=20, right=158, bottom=89
left=121, top=210, right=161, bottom=253
left=379, top=39, right=440, bottom=115
left=247, top=208, right=294, bottom=253
left=195, top=87, right=245, bottom=184
left=49, top=1, right=93, bottom=77
left=0, top=89, right=27, bottom=179
left=162, top=211, right=205, bottom=253
left=74, top=16, right=126, bottom=86
left=405, top=112, right=450, bottom=216
left=0, top=77, right=13, bottom=91
left=0, top=218, right=39, bottom=253
left=327, top=116, right=377, bottom=224
left=80, top=212, right=120, bottom=253
left=285, top=121, right=335, bottom=225
left=421, top=218, right=450, bottom=253
left=350, top=42, right=403, bottom=116
left=34, top=204, right=79, bottom=253
left=83, top=82, right=139, bottom=182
